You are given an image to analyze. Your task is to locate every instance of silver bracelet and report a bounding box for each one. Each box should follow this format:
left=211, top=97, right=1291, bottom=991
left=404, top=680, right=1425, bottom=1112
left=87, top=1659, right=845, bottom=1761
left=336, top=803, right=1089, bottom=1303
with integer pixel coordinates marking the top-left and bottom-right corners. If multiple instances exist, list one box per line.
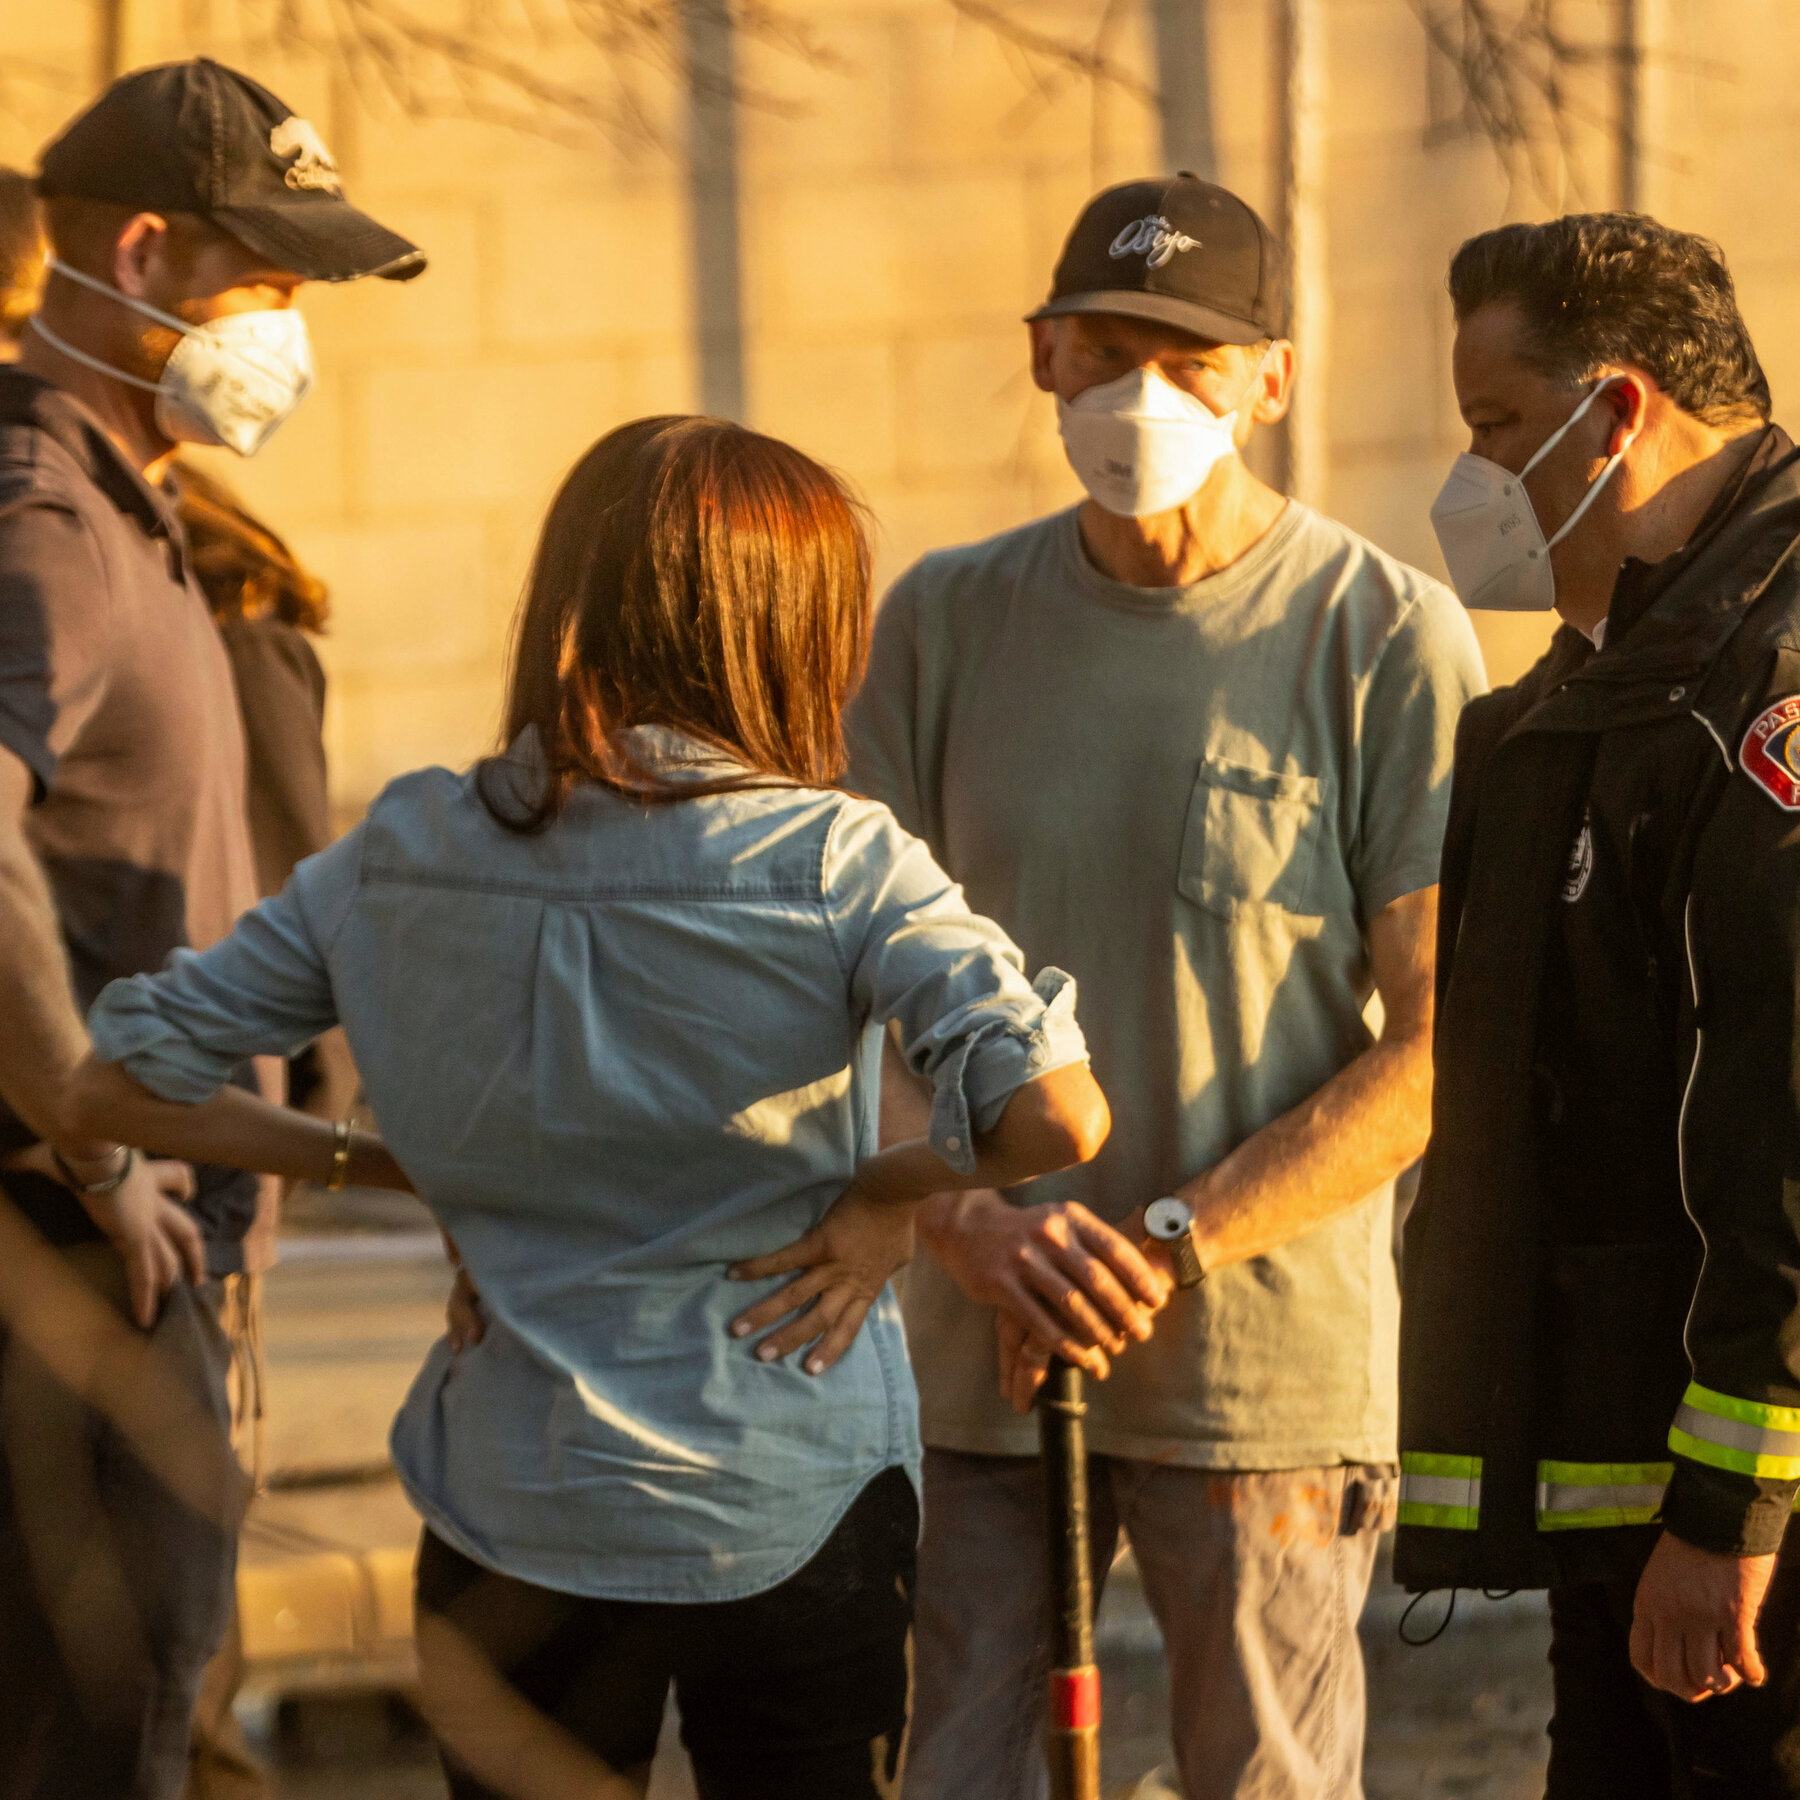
left=53, top=1144, right=136, bottom=1196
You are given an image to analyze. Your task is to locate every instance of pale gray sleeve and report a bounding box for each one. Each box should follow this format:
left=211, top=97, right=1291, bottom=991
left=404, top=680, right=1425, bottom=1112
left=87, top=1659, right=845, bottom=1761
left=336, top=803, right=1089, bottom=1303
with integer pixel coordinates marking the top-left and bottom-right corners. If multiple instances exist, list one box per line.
left=1354, top=585, right=1489, bottom=917
left=843, top=568, right=927, bottom=837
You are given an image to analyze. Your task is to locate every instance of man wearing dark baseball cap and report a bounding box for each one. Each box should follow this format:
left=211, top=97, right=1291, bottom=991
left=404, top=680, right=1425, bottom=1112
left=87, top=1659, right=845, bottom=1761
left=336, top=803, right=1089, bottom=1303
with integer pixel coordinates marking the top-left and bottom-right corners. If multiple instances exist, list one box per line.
left=838, top=175, right=1486, bottom=1796
left=0, top=61, right=420, bottom=1798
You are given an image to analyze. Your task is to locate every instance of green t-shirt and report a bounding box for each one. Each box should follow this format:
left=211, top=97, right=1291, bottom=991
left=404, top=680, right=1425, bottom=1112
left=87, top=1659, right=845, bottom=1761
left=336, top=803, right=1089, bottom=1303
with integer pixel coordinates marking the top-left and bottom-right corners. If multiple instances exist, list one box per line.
left=845, top=503, right=1487, bottom=1467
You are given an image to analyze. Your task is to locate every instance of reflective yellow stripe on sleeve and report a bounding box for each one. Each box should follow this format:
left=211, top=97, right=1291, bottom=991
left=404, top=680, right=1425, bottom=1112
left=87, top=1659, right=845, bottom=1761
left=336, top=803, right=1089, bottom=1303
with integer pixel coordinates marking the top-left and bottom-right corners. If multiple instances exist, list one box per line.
left=1399, top=1452, right=1481, bottom=1530
left=1535, top=1461, right=1671, bottom=1530
left=1668, top=1383, right=1800, bottom=1480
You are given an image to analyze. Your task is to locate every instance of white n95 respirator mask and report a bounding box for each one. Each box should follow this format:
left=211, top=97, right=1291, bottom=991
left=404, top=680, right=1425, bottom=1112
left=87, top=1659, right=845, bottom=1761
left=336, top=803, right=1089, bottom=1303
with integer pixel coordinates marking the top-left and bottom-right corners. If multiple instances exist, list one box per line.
left=1429, top=377, right=1635, bottom=612
left=1057, top=364, right=1251, bottom=518
left=31, top=258, right=314, bottom=458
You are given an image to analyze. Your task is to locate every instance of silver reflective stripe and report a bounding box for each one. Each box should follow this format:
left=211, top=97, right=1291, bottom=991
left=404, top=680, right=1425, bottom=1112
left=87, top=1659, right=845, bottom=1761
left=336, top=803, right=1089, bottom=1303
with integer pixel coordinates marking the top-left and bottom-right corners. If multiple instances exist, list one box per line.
left=1401, top=1474, right=1476, bottom=1510
left=1671, top=1404, right=1800, bottom=1465
left=1535, top=1460, right=1673, bottom=1530
left=1398, top=1453, right=1481, bottom=1529
left=1539, top=1480, right=1666, bottom=1513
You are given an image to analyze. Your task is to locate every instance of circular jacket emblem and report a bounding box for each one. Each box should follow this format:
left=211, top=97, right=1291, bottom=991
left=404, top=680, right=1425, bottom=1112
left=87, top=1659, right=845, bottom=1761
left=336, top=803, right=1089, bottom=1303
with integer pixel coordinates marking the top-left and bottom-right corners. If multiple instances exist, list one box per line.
left=1740, top=694, right=1800, bottom=812
left=1561, top=813, right=1593, bottom=903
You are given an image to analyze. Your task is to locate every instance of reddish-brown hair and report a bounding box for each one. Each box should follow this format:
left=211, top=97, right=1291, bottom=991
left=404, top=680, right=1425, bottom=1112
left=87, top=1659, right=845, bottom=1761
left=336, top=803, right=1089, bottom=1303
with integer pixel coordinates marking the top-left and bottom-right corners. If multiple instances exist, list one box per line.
left=482, top=415, right=871, bottom=831
left=172, top=459, right=330, bottom=633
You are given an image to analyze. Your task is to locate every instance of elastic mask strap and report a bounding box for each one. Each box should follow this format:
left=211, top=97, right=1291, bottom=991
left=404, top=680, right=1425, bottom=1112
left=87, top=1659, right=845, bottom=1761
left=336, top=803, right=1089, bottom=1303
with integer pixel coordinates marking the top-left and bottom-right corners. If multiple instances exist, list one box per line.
left=1521, top=377, right=1637, bottom=552
left=1219, top=343, right=1275, bottom=425
left=29, top=258, right=198, bottom=396
left=48, top=257, right=194, bottom=336
left=27, top=314, right=161, bottom=394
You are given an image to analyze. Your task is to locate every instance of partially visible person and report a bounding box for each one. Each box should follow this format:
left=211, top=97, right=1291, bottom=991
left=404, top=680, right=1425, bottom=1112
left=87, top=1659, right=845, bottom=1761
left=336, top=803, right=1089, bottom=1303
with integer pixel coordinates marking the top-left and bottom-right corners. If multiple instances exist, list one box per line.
left=0, top=167, right=46, bottom=360
left=0, top=59, right=423, bottom=1800
left=171, top=462, right=354, bottom=1800
left=174, top=461, right=357, bottom=1126
left=1400, top=213, right=1800, bottom=1795
left=66, top=414, right=1111, bottom=1800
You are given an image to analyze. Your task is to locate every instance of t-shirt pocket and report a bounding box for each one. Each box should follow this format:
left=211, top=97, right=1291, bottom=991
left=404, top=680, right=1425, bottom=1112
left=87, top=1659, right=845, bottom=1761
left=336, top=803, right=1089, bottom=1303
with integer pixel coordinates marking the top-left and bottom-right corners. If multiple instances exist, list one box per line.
left=1177, top=755, right=1326, bottom=920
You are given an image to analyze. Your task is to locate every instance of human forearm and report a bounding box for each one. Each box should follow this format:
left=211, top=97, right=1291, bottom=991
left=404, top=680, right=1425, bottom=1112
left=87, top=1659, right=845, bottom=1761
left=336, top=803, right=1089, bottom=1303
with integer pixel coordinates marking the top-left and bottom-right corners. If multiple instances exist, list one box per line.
left=0, top=802, right=114, bottom=1158
left=1180, top=1027, right=1430, bottom=1269
left=858, top=1062, right=1107, bottom=1208
left=1177, top=885, right=1438, bottom=1272
left=69, top=1056, right=410, bottom=1192
left=876, top=1025, right=1108, bottom=1199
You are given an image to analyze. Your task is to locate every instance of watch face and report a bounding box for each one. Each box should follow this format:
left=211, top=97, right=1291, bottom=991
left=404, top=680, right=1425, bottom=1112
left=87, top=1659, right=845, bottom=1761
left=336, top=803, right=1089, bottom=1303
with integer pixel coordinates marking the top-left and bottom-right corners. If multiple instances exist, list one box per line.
left=1145, top=1196, right=1192, bottom=1241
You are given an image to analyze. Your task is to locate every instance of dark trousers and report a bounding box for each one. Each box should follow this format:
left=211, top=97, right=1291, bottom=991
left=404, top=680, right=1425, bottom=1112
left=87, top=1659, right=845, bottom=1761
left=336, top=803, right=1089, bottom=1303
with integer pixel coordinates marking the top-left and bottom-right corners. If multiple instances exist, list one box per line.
left=1547, top=1518, right=1800, bottom=1799
left=415, top=1464, right=917, bottom=1800
left=0, top=1228, right=242, bottom=1800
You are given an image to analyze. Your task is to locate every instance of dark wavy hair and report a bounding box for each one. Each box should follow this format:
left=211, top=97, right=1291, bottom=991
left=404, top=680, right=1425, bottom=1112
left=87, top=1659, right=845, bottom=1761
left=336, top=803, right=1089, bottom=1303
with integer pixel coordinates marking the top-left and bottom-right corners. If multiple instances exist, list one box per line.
left=1448, top=213, right=1770, bottom=425
left=480, top=415, right=871, bottom=832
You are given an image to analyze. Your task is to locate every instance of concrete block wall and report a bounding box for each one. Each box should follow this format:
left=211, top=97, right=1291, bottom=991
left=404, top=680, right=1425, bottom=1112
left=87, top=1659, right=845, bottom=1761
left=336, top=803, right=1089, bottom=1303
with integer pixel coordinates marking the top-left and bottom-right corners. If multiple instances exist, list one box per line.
left=0, top=0, right=1794, bottom=798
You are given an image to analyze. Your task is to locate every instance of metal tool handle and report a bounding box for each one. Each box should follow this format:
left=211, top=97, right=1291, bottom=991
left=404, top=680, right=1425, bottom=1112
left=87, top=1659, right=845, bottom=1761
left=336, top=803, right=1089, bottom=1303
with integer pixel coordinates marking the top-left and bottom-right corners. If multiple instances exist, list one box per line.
left=1040, top=1358, right=1101, bottom=1800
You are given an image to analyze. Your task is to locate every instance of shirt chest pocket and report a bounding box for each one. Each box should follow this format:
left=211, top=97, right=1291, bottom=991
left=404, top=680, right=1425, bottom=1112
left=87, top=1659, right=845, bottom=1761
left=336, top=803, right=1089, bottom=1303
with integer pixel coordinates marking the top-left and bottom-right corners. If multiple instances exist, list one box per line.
left=1177, top=755, right=1327, bottom=921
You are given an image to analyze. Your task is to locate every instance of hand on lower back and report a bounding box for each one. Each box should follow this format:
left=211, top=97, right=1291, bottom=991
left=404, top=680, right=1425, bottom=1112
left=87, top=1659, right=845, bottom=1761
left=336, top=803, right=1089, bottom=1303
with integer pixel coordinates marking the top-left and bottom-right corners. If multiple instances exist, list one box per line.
left=446, top=1264, right=487, bottom=1352
left=1630, top=1529, right=1776, bottom=1700
left=726, top=1179, right=918, bottom=1375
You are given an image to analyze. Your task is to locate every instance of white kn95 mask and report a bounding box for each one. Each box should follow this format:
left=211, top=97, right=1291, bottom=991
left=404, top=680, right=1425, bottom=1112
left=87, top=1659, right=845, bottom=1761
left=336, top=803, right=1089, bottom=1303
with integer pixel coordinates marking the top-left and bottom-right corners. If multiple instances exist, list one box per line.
left=31, top=258, right=314, bottom=458
left=1057, top=361, right=1258, bottom=519
left=1429, top=377, right=1635, bottom=613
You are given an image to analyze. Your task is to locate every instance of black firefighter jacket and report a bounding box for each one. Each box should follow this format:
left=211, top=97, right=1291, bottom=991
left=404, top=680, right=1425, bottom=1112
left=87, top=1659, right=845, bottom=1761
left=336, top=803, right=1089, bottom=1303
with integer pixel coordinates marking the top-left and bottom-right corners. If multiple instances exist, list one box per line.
left=1397, top=440, right=1800, bottom=1594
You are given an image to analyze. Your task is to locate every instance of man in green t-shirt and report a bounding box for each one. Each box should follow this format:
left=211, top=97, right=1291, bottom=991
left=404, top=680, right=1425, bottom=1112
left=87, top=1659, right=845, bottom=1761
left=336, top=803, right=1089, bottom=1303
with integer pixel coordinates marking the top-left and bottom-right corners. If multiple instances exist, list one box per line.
left=846, top=175, right=1486, bottom=1799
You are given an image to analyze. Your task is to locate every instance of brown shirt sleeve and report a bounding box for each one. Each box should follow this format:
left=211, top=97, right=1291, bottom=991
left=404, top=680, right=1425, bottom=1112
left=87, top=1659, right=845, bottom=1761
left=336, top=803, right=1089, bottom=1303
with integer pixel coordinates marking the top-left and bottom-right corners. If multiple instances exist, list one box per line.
left=0, top=496, right=113, bottom=800
left=215, top=615, right=330, bottom=898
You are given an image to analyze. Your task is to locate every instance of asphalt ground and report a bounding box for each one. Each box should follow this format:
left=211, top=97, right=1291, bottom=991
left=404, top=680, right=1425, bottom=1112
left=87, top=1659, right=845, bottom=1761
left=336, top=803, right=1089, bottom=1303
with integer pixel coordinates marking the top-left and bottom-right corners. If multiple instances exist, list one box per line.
left=248, top=1199, right=1552, bottom=1797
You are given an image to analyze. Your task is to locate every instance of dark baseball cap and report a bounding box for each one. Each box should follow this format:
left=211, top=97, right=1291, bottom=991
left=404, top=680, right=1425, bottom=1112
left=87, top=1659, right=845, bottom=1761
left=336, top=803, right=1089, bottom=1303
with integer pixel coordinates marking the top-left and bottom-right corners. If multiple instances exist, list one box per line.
left=1030, top=174, right=1285, bottom=346
left=37, top=59, right=424, bottom=283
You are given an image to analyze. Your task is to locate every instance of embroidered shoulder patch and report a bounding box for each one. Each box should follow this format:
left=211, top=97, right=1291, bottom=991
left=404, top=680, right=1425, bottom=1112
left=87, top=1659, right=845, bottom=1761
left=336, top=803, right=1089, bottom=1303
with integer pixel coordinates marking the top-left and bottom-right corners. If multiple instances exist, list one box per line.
left=1740, top=695, right=1800, bottom=811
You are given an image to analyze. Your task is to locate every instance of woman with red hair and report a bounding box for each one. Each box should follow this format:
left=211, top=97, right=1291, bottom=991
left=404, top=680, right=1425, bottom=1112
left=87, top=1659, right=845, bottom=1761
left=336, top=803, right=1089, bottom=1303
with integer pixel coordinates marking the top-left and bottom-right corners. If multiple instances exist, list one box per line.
left=67, top=415, right=1107, bottom=1800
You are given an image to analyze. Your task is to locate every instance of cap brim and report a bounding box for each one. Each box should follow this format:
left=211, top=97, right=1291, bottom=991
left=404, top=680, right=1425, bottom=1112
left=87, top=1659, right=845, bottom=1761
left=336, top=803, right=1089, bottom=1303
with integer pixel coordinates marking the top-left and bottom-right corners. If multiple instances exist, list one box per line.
left=214, top=199, right=426, bottom=283
left=1026, top=289, right=1271, bottom=346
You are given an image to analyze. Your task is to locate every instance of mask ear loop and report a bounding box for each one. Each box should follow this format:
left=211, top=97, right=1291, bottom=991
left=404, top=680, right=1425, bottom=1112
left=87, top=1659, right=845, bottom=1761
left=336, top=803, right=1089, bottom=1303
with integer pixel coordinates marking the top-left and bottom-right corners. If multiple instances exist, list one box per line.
left=1521, top=377, right=1639, bottom=561
left=46, top=257, right=196, bottom=337
left=1227, top=342, right=1278, bottom=425
left=28, top=258, right=194, bottom=396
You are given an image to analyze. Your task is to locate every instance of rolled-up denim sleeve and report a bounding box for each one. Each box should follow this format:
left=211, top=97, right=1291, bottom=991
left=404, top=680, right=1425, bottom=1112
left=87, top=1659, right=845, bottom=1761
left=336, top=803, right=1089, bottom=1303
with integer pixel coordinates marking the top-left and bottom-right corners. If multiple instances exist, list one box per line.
left=826, top=798, right=1088, bottom=1174
left=88, top=826, right=363, bottom=1103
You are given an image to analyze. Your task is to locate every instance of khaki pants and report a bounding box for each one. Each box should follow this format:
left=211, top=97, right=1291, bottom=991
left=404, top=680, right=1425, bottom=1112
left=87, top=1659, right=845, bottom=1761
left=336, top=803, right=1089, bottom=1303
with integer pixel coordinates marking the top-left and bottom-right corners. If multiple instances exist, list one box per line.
left=904, top=1450, right=1394, bottom=1800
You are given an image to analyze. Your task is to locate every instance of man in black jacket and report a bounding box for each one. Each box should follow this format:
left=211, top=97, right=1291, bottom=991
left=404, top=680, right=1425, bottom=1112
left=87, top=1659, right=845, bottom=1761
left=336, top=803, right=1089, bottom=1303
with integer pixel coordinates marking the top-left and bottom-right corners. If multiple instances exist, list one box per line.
left=1400, top=213, right=1800, bottom=1794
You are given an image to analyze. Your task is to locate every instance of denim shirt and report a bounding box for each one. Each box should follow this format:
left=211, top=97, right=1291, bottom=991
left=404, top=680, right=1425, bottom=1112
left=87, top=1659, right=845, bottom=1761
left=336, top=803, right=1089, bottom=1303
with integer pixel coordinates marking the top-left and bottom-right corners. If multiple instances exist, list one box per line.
left=88, top=731, right=1086, bottom=1601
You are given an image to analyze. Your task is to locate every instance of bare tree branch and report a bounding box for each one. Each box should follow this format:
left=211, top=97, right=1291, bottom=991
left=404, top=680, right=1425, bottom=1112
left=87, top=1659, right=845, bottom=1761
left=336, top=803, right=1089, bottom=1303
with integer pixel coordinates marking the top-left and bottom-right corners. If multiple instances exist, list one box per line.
left=1414, top=0, right=1729, bottom=207
left=947, top=0, right=1158, bottom=112
left=1412, top=0, right=1607, bottom=204
left=230, top=0, right=847, bottom=154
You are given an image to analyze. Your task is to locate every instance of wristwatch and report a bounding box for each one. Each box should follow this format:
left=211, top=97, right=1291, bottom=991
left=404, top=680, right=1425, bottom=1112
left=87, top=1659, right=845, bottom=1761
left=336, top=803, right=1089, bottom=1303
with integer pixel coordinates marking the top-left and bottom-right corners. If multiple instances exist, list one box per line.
left=1145, top=1196, right=1205, bottom=1289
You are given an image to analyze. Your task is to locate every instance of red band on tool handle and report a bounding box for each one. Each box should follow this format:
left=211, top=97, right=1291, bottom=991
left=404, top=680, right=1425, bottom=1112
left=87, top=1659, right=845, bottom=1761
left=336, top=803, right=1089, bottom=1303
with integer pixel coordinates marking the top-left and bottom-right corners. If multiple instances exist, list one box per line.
left=1050, top=1665, right=1100, bottom=1731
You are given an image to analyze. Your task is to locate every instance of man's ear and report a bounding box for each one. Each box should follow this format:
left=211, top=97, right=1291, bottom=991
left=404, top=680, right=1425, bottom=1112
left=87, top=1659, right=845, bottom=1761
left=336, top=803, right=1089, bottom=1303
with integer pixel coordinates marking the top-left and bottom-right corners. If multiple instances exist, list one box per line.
left=111, top=213, right=170, bottom=302
left=1241, top=339, right=1294, bottom=438
left=1604, top=370, right=1651, bottom=457
left=1027, top=318, right=1057, bottom=394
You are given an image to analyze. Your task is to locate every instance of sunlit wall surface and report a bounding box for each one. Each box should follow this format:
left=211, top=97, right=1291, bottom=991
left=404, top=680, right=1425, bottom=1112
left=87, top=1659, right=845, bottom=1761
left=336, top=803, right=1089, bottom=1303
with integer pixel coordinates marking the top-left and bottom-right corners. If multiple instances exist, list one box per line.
left=0, top=0, right=1771, bottom=815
